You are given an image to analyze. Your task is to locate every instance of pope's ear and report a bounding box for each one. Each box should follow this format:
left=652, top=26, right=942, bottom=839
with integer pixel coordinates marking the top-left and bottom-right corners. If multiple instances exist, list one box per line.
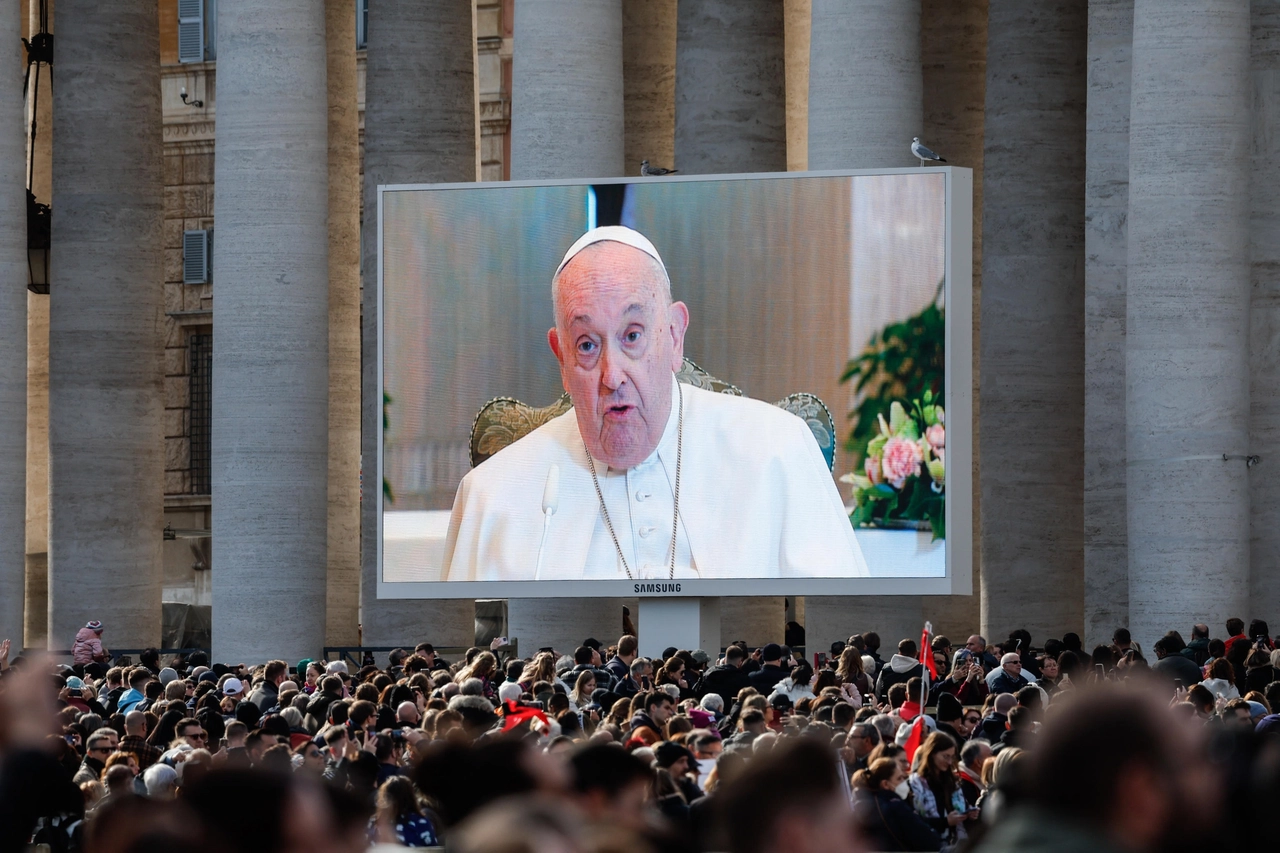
left=668, top=301, right=690, bottom=369
left=548, top=326, right=564, bottom=363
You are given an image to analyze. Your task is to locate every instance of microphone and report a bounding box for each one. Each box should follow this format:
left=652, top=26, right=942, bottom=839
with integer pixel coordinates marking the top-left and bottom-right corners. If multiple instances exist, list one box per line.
left=534, top=464, right=559, bottom=581
left=542, top=464, right=560, bottom=516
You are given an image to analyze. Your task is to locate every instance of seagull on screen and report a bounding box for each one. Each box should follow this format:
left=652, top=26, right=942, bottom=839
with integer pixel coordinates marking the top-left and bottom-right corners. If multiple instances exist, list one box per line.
left=640, top=160, right=678, bottom=176
left=911, top=137, right=946, bottom=167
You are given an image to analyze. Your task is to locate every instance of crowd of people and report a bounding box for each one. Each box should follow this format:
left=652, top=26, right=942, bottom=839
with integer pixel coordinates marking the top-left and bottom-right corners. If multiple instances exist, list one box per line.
left=3, top=617, right=1280, bottom=853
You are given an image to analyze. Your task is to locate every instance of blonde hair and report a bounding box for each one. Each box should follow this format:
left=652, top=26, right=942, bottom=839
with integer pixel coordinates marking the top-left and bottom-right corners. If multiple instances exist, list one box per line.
left=456, top=651, right=498, bottom=684
left=520, top=653, right=558, bottom=685
left=982, top=745, right=1023, bottom=788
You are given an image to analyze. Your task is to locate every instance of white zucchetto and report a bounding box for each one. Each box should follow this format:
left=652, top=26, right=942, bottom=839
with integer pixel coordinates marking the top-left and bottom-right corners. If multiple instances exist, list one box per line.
left=555, top=225, right=668, bottom=279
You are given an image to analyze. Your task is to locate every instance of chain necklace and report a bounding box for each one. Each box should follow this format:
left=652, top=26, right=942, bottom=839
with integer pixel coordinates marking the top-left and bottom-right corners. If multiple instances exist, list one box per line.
left=585, top=382, right=684, bottom=580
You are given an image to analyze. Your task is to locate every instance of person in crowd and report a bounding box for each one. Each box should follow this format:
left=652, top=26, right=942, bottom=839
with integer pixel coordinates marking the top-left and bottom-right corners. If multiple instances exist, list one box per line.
left=247, top=659, right=287, bottom=713
left=836, top=646, right=874, bottom=701
left=1111, top=628, right=1139, bottom=660
left=569, top=670, right=597, bottom=711
left=716, top=738, right=860, bottom=853
left=747, top=644, right=789, bottom=693
left=973, top=689, right=1209, bottom=853
left=1182, top=624, right=1211, bottom=666
left=118, top=710, right=161, bottom=771
left=876, top=639, right=925, bottom=701
left=992, top=705, right=1035, bottom=754
left=769, top=660, right=815, bottom=705
left=987, top=654, right=1031, bottom=695
left=1243, top=647, right=1277, bottom=694
left=853, top=757, right=943, bottom=852
left=700, top=645, right=754, bottom=707
left=1033, top=655, right=1062, bottom=696
left=72, top=620, right=111, bottom=667
left=75, top=727, right=120, bottom=785
left=908, top=731, right=974, bottom=847
left=1151, top=634, right=1203, bottom=688
left=1202, top=658, right=1240, bottom=702
left=978, top=693, right=1017, bottom=743
left=605, top=635, right=639, bottom=698
left=1224, top=617, right=1249, bottom=655
left=630, top=690, right=674, bottom=743
left=957, top=739, right=992, bottom=809
left=933, top=650, right=990, bottom=706
left=116, top=668, right=151, bottom=715
left=964, top=635, right=997, bottom=672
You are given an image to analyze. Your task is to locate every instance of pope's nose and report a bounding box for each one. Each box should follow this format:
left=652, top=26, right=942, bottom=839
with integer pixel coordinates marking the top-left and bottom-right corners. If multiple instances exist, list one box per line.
left=599, top=346, right=626, bottom=392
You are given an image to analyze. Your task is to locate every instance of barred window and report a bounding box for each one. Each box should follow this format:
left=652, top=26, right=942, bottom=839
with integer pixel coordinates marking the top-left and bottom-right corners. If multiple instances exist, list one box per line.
left=189, top=332, right=212, bottom=494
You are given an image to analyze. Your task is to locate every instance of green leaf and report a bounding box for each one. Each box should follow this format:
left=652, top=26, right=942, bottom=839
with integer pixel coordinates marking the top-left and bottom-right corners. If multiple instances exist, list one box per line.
left=889, top=402, right=909, bottom=434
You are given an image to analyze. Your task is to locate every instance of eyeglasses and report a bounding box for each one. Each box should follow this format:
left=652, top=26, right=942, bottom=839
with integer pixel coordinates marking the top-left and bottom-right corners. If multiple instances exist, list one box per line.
left=964, top=716, right=981, bottom=724
left=89, top=746, right=115, bottom=754
left=185, top=732, right=207, bottom=741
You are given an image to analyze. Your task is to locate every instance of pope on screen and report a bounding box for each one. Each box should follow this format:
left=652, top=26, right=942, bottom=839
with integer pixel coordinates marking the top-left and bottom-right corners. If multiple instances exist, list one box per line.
left=440, top=226, right=869, bottom=581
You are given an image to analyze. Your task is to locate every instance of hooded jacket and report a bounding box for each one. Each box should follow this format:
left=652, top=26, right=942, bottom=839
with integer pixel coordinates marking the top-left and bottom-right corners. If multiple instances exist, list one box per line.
left=72, top=628, right=106, bottom=665
left=767, top=677, right=816, bottom=705
left=874, top=654, right=923, bottom=701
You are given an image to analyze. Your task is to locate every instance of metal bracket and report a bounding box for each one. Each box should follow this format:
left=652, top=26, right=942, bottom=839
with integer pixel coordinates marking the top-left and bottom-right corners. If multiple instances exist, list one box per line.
left=23, top=32, right=53, bottom=66
left=1223, top=454, right=1262, bottom=469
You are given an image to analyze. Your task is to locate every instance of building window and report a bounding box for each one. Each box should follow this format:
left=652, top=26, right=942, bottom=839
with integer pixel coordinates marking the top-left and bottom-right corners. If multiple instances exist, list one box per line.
left=357, top=0, right=369, bottom=49
left=179, top=0, right=217, bottom=63
left=189, top=332, right=213, bottom=494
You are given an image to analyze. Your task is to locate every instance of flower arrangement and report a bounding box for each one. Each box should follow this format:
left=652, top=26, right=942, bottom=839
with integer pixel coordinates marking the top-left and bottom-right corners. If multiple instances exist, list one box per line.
left=840, top=391, right=945, bottom=540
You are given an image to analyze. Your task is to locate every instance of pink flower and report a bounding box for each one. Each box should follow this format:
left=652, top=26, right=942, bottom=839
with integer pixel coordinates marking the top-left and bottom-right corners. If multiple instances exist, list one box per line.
left=881, top=437, right=923, bottom=489
left=864, top=455, right=883, bottom=486
left=925, top=424, right=945, bottom=453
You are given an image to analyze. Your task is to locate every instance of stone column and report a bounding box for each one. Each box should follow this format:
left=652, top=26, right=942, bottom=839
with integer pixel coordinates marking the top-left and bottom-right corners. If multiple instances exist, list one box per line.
left=325, top=0, right=360, bottom=647
left=507, top=0, right=628, bottom=654
left=623, top=0, right=676, bottom=177
left=784, top=0, right=810, bottom=172
left=803, top=0, right=950, bottom=656
left=1084, top=0, right=1131, bottom=647
left=674, top=0, right=787, bottom=174
left=24, top=0, right=51, bottom=649
left=0, top=0, right=25, bottom=649
left=980, top=1, right=1086, bottom=642
left=1251, top=0, right=1280, bottom=623
left=668, top=0, right=787, bottom=643
left=212, top=0, right=329, bottom=662
left=808, top=0, right=921, bottom=169
left=921, top=0, right=986, bottom=642
left=1127, top=0, right=1251, bottom=649
left=49, top=0, right=164, bottom=649
left=511, top=0, right=624, bottom=178
left=359, top=0, right=476, bottom=648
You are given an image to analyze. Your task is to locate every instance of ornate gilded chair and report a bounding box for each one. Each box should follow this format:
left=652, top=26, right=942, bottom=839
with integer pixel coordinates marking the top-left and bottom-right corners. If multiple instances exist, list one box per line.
left=469, top=358, right=837, bottom=471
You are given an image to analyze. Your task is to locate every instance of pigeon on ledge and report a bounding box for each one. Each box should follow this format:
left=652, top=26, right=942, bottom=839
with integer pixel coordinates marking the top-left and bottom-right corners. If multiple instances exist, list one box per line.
left=640, top=160, right=678, bottom=176
left=911, top=137, right=946, bottom=167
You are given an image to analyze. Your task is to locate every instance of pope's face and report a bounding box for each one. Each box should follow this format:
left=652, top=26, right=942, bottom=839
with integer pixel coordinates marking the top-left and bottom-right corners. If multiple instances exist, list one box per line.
left=549, top=242, right=689, bottom=470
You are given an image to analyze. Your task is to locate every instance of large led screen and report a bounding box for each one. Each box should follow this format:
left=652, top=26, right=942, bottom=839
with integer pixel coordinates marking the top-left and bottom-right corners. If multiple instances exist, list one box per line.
left=378, top=169, right=972, bottom=599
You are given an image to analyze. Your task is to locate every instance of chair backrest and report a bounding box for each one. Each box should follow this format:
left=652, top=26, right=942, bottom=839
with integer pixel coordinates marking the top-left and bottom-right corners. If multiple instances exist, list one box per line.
left=469, top=358, right=836, bottom=471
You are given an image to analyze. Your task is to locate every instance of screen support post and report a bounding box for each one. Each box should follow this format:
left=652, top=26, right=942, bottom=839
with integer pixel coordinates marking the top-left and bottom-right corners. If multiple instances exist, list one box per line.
left=637, top=597, right=721, bottom=659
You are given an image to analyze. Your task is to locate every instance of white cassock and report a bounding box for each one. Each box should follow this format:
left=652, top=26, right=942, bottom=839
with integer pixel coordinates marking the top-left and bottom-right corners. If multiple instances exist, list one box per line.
left=441, top=374, right=869, bottom=581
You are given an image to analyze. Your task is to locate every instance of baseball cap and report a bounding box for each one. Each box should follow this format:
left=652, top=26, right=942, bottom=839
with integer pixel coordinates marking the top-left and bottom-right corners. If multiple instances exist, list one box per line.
left=223, top=677, right=245, bottom=696
left=769, top=693, right=793, bottom=711
left=65, top=676, right=85, bottom=691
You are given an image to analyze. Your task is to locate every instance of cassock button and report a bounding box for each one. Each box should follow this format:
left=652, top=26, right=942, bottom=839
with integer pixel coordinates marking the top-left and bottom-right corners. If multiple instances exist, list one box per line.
left=639, top=526, right=655, bottom=538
